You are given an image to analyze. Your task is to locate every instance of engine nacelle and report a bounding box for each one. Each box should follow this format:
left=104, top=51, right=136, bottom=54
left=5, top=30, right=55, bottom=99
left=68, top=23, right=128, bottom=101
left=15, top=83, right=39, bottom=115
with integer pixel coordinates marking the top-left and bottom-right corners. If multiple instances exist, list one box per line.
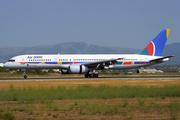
left=69, top=64, right=88, bottom=74
left=61, top=69, right=70, bottom=74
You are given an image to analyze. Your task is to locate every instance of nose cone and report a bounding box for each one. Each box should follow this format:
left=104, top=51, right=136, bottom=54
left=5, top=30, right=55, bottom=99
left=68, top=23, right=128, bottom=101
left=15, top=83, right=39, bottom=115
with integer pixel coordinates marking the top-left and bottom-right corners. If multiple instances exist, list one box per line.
left=0, top=63, right=4, bottom=67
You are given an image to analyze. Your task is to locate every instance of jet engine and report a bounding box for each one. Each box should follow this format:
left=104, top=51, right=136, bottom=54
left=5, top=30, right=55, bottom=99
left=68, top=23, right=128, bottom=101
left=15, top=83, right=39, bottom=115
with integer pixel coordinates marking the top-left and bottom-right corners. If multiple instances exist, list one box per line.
left=69, top=64, right=88, bottom=74
left=61, top=64, right=88, bottom=74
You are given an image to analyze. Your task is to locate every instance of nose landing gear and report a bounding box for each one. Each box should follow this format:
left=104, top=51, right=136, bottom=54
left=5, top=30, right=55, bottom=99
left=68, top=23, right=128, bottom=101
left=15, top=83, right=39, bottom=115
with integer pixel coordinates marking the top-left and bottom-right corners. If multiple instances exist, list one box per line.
left=23, top=74, right=27, bottom=79
left=23, top=71, right=27, bottom=79
left=21, top=69, right=27, bottom=79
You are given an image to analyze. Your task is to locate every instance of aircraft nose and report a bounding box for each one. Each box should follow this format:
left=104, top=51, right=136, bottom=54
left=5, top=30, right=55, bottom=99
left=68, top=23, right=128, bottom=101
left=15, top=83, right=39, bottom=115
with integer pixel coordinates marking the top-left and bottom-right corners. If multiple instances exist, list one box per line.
left=3, top=63, right=8, bottom=68
left=0, top=63, right=4, bottom=67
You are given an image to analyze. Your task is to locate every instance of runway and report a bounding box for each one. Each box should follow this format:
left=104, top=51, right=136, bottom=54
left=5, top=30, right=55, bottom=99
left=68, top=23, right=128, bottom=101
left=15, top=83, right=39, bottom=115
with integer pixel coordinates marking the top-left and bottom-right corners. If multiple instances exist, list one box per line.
left=0, top=76, right=180, bottom=81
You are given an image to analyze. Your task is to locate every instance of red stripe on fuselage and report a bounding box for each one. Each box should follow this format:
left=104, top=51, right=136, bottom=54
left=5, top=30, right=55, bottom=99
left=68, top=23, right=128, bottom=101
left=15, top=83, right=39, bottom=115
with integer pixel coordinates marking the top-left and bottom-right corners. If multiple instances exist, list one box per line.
left=19, top=62, right=27, bottom=64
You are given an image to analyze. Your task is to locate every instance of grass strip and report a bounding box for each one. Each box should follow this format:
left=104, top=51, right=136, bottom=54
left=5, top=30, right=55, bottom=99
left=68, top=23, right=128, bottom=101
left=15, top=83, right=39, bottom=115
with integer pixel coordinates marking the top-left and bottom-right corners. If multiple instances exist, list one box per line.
left=0, top=84, right=180, bottom=102
left=0, top=112, right=15, bottom=120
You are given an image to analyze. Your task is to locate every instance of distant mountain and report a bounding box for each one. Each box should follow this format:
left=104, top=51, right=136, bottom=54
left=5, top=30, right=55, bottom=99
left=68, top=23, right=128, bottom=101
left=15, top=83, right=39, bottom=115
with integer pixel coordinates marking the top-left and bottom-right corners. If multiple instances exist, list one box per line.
left=0, top=42, right=179, bottom=64
left=162, top=43, right=180, bottom=64
left=0, top=42, right=140, bottom=63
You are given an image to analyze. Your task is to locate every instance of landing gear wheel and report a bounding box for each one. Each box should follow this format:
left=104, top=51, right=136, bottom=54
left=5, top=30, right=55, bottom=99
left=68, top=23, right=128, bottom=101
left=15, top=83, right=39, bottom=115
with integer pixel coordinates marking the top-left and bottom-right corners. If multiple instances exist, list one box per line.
left=84, top=72, right=99, bottom=78
left=94, top=74, right=98, bottom=78
left=24, top=75, right=27, bottom=79
left=89, top=74, right=93, bottom=78
left=85, top=74, right=89, bottom=78
left=136, top=69, right=140, bottom=73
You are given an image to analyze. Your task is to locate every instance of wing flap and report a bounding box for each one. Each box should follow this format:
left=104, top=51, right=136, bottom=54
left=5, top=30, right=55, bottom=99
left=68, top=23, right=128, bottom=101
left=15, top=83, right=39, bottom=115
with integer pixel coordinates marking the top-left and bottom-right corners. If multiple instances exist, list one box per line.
left=82, top=58, right=123, bottom=68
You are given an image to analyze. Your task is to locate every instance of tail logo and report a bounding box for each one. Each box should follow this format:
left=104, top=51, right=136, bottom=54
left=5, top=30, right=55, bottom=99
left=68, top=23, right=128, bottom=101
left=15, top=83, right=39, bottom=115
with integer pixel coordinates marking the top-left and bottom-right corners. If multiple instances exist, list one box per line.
left=146, top=41, right=155, bottom=56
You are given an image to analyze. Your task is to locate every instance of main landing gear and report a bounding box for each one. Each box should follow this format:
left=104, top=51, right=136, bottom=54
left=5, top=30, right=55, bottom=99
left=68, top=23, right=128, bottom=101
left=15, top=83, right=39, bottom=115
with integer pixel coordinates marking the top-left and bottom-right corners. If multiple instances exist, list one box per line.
left=84, top=72, right=98, bottom=78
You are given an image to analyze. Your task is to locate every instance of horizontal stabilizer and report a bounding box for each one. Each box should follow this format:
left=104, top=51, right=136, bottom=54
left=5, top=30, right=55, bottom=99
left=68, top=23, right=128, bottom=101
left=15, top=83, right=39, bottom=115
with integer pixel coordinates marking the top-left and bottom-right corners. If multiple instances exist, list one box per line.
left=150, top=55, right=174, bottom=64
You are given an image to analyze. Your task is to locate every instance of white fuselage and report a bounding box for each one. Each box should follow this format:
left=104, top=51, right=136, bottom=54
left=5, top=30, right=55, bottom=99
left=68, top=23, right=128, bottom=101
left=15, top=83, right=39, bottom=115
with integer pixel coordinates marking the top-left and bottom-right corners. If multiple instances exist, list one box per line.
left=4, top=54, right=164, bottom=71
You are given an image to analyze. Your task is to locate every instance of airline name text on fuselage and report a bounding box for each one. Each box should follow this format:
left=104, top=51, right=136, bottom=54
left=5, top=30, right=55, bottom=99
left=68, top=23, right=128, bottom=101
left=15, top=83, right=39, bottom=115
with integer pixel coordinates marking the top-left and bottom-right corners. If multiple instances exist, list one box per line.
left=27, top=56, right=43, bottom=59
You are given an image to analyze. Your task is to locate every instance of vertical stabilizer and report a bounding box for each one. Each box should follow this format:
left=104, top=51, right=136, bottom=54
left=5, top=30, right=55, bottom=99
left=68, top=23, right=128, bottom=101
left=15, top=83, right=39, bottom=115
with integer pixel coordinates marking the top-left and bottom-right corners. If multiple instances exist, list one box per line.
left=139, top=29, right=170, bottom=56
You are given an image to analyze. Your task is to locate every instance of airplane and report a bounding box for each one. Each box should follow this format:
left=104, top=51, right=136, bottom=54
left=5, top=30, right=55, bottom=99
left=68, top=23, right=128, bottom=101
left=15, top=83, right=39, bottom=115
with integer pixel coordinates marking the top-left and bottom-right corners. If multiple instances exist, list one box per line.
left=3, top=29, right=174, bottom=79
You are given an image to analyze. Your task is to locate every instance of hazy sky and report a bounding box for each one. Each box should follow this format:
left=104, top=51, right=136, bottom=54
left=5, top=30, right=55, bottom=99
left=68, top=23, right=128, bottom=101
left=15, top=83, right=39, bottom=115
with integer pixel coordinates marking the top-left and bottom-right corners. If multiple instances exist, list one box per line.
left=1, top=0, right=180, bottom=49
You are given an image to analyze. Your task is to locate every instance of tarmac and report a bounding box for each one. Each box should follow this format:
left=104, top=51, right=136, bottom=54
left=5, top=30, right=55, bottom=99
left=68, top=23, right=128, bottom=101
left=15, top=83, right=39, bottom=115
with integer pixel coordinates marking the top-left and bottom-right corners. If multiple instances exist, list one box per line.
left=0, top=76, right=180, bottom=81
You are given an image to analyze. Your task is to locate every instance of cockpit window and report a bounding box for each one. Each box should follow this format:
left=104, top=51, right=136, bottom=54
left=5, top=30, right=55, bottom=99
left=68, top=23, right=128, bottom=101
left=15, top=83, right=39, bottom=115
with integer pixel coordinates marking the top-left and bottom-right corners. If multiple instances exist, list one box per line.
left=8, top=59, right=15, bottom=62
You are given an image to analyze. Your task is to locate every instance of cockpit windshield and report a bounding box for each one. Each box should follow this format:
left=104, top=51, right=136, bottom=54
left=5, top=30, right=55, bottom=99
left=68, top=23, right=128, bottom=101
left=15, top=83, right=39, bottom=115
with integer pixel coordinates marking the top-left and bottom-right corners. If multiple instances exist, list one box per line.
left=8, top=59, right=15, bottom=62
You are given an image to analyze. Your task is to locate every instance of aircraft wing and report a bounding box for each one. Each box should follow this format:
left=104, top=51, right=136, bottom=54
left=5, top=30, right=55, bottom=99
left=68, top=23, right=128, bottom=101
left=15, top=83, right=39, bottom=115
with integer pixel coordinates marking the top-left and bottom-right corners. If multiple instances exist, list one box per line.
left=81, top=58, right=123, bottom=69
left=150, top=55, right=174, bottom=64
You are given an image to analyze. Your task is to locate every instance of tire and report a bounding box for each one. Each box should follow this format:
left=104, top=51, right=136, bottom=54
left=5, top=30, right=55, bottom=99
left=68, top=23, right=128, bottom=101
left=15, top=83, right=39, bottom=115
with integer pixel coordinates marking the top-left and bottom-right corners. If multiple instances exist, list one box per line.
left=89, top=74, right=93, bottom=78
left=24, top=75, right=27, bottom=79
left=94, top=74, right=98, bottom=78
left=85, top=74, right=88, bottom=78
